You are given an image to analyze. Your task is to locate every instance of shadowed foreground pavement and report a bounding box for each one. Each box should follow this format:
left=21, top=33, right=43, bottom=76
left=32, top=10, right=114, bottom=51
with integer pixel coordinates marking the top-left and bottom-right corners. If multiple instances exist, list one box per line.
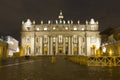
left=0, top=56, right=120, bottom=80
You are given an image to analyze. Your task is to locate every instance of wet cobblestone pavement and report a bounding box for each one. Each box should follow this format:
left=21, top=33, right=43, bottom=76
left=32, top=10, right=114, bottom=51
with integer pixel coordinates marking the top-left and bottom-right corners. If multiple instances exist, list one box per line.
left=0, top=56, right=120, bottom=80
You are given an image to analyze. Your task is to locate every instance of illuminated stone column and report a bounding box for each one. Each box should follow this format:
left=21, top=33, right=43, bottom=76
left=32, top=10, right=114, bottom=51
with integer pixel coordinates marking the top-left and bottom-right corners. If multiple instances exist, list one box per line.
left=49, top=36, right=51, bottom=55
left=68, top=36, right=71, bottom=55
left=50, top=36, right=53, bottom=55
left=47, top=36, right=49, bottom=55
left=86, top=37, right=90, bottom=56
left=63, top=37, right=65, bottom=55
left=56, top=37, right=58, bottom=55
left=72, top=36, right=74, bottom=55
left=78, top=37, right=81, bottom=55
left=40, top=37, right=43, bottom=55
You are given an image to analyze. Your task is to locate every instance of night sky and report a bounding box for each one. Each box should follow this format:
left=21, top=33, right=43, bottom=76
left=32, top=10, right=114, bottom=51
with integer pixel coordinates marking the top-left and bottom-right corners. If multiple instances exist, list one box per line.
left=0, top=0, right=120, bottom=41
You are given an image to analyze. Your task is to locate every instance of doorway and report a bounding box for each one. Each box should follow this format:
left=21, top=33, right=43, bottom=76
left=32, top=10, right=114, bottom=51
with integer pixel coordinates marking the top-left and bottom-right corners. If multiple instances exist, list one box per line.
left=58, top=47, right=63, bottom=55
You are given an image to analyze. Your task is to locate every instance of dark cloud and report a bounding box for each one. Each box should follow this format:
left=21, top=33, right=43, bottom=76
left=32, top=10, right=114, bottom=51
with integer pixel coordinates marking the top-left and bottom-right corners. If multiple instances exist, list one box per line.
left=0, top=0, right=120, bottom=41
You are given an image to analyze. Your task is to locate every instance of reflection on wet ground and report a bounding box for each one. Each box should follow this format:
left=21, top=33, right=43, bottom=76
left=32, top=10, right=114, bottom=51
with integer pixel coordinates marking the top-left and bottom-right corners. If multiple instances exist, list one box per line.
left=0, top=56, right=120, bottom=80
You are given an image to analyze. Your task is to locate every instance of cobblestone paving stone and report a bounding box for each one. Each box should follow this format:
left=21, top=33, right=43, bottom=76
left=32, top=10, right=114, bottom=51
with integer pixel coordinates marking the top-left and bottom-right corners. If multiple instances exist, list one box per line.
left=0, top=56, right=120, bottom=80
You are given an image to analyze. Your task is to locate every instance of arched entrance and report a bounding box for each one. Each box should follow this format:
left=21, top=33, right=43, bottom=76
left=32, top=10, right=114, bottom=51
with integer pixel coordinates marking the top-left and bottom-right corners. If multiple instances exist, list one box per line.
left=58, top=47, right=63, bottom=54
left=43, top=43, right=48, bottom=55
left=74, top=47, right=78, bottom=55
left=43, top=47, right=47, bottom=55
left=65, top=44, right=68, bottom=55
left=53, top=44, right=56, bottom=55
left=25, top=44, right=31, bottom=55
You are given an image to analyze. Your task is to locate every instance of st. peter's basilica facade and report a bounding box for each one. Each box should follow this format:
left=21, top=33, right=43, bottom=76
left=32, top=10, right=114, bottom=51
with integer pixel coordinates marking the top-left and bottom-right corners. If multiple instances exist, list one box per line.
left=21, top=11, right=101, bottom=56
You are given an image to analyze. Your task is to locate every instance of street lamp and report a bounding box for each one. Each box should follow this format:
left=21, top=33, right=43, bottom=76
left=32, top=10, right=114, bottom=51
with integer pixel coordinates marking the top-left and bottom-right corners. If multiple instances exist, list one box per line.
left=109, top=50, right=112, bottom=56
left=102, top=47, right=106, bottom=53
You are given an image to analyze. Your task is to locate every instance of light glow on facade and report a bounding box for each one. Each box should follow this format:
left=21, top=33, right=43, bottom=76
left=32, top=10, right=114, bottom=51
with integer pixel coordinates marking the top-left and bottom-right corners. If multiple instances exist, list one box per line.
left=44, top=27, right=47, bottom=30
left=21, top=11, right=101, bottom=56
